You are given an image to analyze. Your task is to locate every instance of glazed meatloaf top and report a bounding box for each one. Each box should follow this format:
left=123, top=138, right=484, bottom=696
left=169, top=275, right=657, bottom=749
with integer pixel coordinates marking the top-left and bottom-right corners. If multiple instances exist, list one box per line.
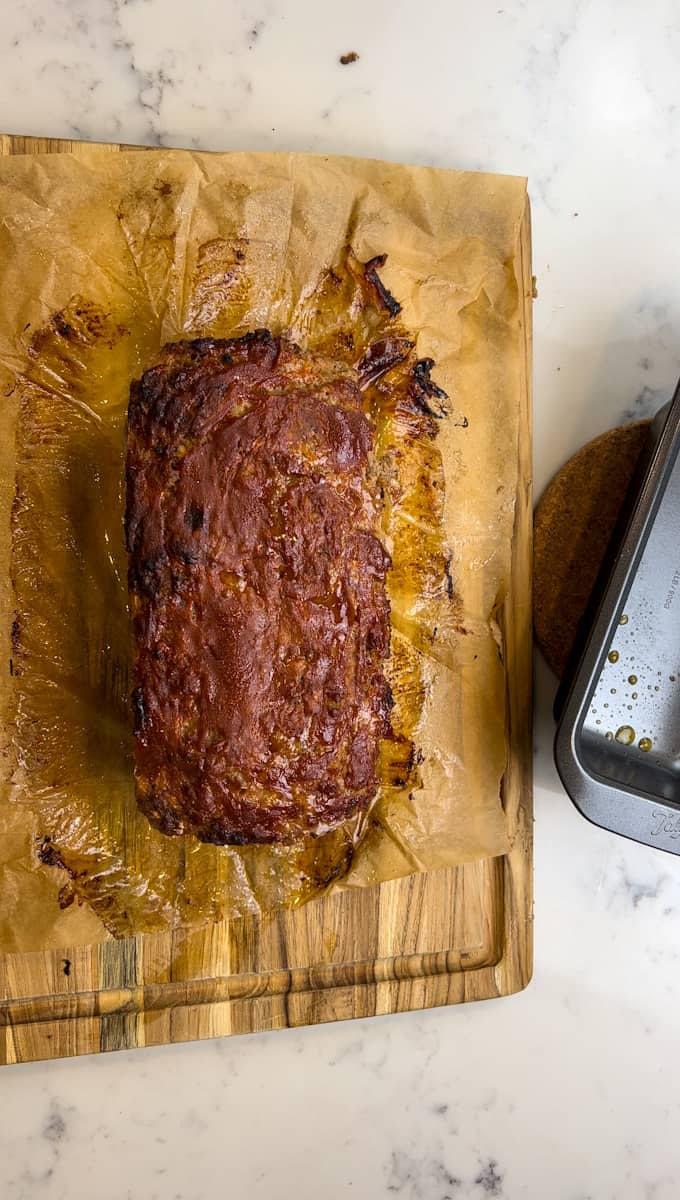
left=125, top=331, right=392, bottom=844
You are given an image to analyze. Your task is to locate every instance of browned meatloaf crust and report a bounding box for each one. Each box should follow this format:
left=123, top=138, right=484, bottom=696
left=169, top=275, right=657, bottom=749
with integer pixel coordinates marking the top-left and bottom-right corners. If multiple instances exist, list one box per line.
left=126, top=332, right=392, bottom=844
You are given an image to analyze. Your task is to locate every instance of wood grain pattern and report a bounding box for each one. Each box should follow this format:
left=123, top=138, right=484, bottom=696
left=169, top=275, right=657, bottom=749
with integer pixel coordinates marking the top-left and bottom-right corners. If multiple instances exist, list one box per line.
left=0, top=134, right=533, bottom=1065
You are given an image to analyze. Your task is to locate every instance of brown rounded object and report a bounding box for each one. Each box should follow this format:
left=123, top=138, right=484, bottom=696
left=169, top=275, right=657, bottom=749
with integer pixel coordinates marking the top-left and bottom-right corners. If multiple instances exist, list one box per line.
left=533, top=420, right=651, bottom=679
left=127, top=333, right=392, bottom=845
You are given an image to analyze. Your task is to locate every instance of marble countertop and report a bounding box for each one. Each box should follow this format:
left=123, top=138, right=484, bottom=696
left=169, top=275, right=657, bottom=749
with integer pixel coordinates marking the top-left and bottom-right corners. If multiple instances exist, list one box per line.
left=4, top=1, right=680, bottom=1196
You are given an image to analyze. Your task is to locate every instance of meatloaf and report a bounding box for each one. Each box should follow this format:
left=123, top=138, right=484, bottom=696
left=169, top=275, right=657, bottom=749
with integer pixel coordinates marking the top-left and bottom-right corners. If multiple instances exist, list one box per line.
left=125, top=331, right=392, bottom=844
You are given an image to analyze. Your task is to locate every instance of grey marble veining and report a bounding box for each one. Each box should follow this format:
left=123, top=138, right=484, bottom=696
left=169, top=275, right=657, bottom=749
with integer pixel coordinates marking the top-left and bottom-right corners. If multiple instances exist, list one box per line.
left=3, top=1, right=680, bottom=1197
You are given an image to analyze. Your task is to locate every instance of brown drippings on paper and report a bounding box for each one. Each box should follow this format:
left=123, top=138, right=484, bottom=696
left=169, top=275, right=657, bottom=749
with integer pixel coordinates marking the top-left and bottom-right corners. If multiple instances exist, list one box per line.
left=29, top=299, right=130, bottom=358
left=0, top=150, right=527, bottom=951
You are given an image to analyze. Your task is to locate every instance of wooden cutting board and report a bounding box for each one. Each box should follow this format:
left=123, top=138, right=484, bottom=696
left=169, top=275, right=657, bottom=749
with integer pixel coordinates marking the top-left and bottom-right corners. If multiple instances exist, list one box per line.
left=0, top=134, right=533, bottom=1065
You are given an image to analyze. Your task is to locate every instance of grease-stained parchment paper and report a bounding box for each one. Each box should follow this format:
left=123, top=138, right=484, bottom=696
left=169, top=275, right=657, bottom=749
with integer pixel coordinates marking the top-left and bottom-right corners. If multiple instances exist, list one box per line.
left=0, top=149, right=529, bottom=951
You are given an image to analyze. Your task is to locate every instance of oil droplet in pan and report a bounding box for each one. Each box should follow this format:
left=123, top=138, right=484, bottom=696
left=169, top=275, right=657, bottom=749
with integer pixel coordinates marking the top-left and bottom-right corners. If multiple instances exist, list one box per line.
left=632, top=692, right=638, bottom=699
left=610, top=688, right=617, bottom=694
left=608, top=650, right=619, bottom=663
left=619, top=614, right=629, bottom=625
left=615, top=725, right=636, bottom=745
left=628, top=675, right=637, bottom=685
left=638, top=737, right=653, bottom=753
left=605, top=731, right=614, bottom=741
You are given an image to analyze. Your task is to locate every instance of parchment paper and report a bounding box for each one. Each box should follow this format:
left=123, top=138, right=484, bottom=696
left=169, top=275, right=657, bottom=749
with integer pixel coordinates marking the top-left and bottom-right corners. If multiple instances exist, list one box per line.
left=0, top=149, right=528, bottom=952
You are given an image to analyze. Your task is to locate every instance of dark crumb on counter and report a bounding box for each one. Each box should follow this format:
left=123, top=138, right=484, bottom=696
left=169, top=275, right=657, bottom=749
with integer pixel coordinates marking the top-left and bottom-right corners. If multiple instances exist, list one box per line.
left=339, top=51, right=360, bottom=64
left=475, top=1160, right=503, bottom=1195
left=248, top=21, right=264, bottom=45
left=62, top=958, right=71, bottom=977
left=43, top=1104, right=67, bottom=1143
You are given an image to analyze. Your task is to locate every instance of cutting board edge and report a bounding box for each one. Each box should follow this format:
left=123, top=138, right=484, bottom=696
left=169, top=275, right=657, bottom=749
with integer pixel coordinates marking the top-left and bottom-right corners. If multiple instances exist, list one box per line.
left=2, top=909, right=532, bottom=1065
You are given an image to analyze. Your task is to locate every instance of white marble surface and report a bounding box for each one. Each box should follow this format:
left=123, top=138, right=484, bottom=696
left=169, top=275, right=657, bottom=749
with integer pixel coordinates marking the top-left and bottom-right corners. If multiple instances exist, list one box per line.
left=3, top=1, right=680, bottom=1196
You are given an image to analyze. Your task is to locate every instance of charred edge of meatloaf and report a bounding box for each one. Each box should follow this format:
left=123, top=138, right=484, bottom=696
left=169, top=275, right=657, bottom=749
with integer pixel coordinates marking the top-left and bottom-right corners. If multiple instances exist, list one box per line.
left=362, top=254, right=402, bottom=317
left=409, top=357, right=449, bottom=419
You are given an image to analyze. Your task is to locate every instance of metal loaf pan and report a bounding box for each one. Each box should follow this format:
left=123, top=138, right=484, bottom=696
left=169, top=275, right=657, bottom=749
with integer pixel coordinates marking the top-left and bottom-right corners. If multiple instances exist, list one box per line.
left=555, top=380, right=680, bottom=853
